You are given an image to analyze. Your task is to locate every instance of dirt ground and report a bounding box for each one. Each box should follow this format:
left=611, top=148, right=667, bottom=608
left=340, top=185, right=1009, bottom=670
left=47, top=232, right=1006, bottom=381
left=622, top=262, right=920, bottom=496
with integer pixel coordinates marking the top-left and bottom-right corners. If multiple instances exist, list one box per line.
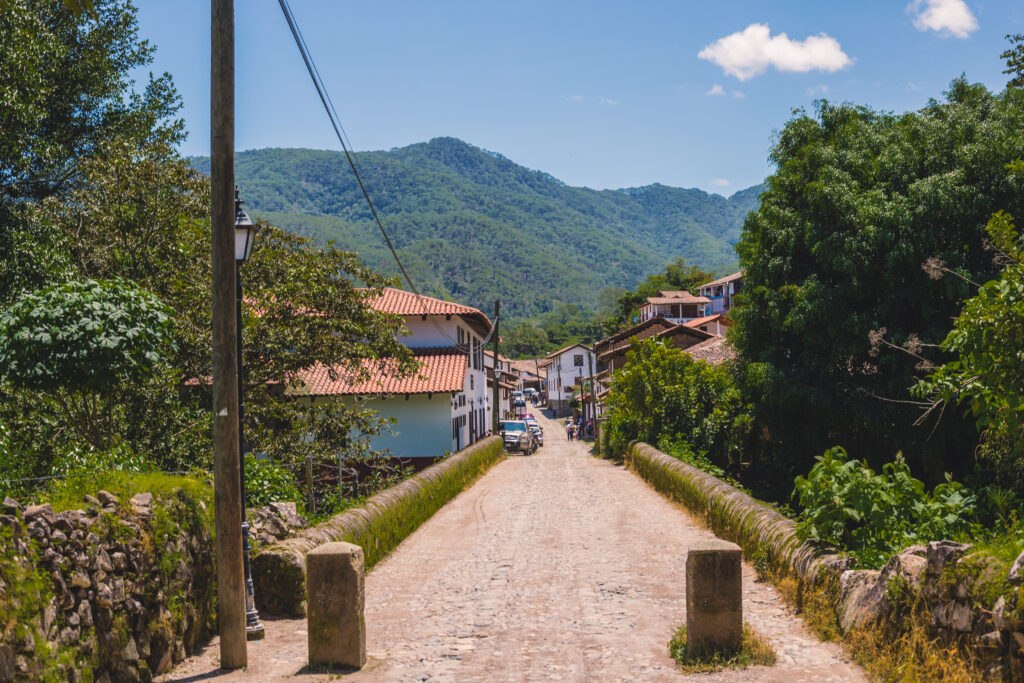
left=161, top=411, right=864, bottom=682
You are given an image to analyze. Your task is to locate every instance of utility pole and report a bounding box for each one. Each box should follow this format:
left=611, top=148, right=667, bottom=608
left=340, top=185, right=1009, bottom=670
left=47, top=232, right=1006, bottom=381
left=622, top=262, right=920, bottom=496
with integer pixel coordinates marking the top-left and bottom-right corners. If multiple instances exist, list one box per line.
left=588, top=343, right=598, bottom=452
left=211, top=0, right=246, bottom=668
left=491, top=300, right=500, bottom=433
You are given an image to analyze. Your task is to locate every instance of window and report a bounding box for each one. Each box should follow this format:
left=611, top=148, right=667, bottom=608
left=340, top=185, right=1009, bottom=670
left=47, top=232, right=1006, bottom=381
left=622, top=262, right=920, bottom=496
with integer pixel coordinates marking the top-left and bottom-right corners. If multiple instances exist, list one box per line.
left=573, top=354, right=584, bottom=367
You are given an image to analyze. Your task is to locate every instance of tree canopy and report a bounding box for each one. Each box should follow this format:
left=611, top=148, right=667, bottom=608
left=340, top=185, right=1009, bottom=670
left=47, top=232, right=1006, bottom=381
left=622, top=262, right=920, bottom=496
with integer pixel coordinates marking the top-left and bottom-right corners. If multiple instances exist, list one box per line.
left=731, top=79, right=1024, bottom=492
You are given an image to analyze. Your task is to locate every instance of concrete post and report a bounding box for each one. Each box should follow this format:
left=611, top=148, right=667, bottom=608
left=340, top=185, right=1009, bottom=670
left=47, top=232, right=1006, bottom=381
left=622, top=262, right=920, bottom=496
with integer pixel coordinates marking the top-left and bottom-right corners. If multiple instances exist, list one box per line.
left=686, top=539, right=742, bottom=653
left=306, top=542, right=366, bottom=669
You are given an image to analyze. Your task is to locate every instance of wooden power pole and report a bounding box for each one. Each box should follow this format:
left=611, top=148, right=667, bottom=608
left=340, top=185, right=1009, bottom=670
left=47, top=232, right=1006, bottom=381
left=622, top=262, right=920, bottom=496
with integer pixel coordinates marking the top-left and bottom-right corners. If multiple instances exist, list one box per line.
left=491, top=300, right=500, bottom=433
left=211, top=0, right=247, bottom=668
left=587, top=343, right=598, bottom=452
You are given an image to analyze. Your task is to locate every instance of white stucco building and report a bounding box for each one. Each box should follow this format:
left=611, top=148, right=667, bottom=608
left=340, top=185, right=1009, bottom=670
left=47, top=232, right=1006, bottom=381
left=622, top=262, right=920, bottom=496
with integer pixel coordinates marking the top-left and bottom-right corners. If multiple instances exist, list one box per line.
left=294, top=288, right=493, bottom=460
left=543, top=343, right=596, bottom=417
left=697, top=271, right=743, bottom=316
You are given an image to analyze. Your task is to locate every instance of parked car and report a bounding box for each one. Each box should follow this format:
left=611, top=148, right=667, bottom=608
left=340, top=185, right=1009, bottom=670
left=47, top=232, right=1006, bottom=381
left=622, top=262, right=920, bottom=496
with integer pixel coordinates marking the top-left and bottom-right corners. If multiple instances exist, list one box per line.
left=499, top=420, right=536, bottom=454
left=525, top=421, right=543, bottom=446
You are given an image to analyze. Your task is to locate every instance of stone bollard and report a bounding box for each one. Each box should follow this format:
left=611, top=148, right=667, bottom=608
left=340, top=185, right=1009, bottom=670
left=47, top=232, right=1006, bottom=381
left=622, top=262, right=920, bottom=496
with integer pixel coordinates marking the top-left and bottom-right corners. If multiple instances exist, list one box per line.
left=686, top=539, right=743, bottom=653
left=306, top=542, right=366, bottom=669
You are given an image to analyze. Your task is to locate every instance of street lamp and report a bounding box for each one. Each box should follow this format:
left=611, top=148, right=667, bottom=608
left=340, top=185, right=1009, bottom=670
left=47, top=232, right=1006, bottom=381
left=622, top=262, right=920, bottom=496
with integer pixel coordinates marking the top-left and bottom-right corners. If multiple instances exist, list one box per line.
left=235, top=188, right=264, bottom=640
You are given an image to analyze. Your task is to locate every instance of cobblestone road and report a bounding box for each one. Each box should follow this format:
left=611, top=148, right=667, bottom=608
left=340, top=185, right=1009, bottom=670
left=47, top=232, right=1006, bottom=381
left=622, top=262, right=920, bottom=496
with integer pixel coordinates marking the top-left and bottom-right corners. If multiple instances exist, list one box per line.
left=163, top=410, right=864, bottom=682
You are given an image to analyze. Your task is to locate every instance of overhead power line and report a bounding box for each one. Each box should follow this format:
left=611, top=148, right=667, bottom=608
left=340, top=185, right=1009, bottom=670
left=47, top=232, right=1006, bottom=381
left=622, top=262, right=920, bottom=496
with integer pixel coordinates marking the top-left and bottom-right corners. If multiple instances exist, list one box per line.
left=276, top=0, right=499, bottom=349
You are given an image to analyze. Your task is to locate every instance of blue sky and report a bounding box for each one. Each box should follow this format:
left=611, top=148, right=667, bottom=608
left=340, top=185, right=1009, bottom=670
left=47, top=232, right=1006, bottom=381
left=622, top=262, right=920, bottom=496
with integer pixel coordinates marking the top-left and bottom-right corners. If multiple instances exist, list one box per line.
left=135, top=0, right=1022, bottom=194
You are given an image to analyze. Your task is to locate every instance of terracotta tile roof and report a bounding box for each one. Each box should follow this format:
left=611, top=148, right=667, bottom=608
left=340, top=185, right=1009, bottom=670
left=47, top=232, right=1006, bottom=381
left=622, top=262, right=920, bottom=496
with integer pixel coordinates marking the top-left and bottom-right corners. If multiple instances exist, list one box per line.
left=366, top=287, right=492, bottom=335
left=293, top=347, right=467, bottom=396
left=699, top=271, right=744, bottom=288
left=595, top=316, right=676, bottom=350
left=683, top=336, right=736, bottom=365
left=644, top=295, right=711, bottom=305
left=683, top=314, right=731, bottom=328
left=657, top=324, right=714, bottom=345
left=596, top=317, right=682, bottom=361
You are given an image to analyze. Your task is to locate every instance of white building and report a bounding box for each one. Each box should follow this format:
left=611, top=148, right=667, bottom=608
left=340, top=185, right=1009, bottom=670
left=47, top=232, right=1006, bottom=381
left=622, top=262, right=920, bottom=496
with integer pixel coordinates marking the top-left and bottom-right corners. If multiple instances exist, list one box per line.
left=638, top=290, right=710, bottom=324
left=698, top=272, right=743, bottom=316
left=484, top=350, right=518, bottom=421
left=543, top=343, right=596, bottom=417
left=294, top=288, right=493, bottom=460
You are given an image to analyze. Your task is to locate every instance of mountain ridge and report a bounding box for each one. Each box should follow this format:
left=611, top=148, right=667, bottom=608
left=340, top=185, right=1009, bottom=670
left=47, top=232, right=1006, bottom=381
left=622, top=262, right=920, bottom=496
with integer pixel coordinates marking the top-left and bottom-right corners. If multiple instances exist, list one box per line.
left=191, top=137, right=763, bottom=319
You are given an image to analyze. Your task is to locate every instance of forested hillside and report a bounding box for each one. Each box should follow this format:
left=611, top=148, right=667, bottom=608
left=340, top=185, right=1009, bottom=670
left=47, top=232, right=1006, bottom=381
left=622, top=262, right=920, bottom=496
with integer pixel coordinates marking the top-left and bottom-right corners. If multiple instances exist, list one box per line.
left=192, top=138, right=762, bottom=319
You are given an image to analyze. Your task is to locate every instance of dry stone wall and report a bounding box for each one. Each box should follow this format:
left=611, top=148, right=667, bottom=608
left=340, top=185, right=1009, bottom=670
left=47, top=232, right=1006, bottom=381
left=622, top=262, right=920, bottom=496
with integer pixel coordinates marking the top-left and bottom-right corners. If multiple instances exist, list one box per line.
left=0, top=489, right=214, bottom=683
left=252, top=436, right=504, bottom=617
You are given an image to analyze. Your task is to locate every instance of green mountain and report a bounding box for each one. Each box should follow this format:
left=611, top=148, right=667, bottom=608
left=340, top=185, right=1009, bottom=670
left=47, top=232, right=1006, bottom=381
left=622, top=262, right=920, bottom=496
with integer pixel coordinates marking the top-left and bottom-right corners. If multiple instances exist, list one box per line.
left=191, top=138, right=763, bottom=319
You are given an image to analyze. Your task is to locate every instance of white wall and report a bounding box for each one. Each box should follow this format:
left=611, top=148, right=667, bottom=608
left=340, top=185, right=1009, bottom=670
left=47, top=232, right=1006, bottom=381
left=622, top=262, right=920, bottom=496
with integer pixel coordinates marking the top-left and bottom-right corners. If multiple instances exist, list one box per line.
left=545, top=346, right=595, bottom=410
left=354, top=394, right=453, bottom=458
left=402, top=317, right=461, bottom=348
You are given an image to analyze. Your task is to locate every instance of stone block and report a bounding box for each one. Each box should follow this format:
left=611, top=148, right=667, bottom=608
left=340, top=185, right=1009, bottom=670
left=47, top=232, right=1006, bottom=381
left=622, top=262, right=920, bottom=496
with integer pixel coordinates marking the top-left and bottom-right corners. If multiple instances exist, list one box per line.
left=837, top=569, right=884, bottom=633
left=686, top=539, right=742, bottom=653
left=306, top=542, right=365, bottom=669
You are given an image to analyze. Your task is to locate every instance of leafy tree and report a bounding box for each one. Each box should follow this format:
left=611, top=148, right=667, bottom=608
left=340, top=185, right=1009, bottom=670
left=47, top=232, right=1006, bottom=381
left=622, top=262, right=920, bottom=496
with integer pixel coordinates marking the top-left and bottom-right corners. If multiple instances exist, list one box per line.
left=24, top=136, right=417, bottom=476
left=1003, top=34, right=1024, bottom=89
left=914, top=166, right=1024, bottom=490
left=732, top=80, right=1024, bottom=491
left=603, top=337, right=751, bottom=471
left=0, top=0, right=183, bottom=304
left=0, top=278, right=175, bottom=449
left=502, top=323, right=550, bottom=359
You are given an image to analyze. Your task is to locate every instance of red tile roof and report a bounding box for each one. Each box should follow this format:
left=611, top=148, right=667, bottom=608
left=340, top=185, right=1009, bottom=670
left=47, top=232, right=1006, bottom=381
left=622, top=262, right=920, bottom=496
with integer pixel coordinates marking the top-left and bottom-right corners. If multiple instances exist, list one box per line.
left=595, top=316, right=676, bottom=351
left=683, top=336, right=736, bottom=365
left=367, top=288, right=493, bottom=335
left=699, top=271, right=744, bottom=288
left=644, top=294, right=711, bottom=305
left=683, top=314, right=731, bottom=329
left=293, top=347, right=467, bottom=396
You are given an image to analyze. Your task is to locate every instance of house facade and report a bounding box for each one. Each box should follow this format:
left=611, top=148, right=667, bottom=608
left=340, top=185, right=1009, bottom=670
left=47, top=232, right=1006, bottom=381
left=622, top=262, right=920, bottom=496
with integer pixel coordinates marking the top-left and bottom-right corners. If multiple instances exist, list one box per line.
left=638, top=290, right=711, bottom=324
left=683, top=313, right=732, bottom=337
left=543, top=343, right=596, bottom=417
left=294, top=288, right=493, bottom=460
left=485, top=350, right=518, bottom=422
left=592, top=316, right=713, bottom=418
left=509, top=359, right=546, bottom=394
left=698, top=271, right=743, bottom=316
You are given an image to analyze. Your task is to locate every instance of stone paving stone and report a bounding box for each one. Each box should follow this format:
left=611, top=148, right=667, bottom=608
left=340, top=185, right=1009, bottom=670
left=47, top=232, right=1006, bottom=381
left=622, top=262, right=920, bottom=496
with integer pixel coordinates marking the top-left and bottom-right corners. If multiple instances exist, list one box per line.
left=160, top=411, right=865, bottom=682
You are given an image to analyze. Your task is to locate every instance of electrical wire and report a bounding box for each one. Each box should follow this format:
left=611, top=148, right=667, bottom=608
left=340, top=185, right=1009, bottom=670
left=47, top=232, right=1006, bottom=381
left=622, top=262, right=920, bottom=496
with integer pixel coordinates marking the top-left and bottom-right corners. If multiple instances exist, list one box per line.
left=277, top=0, right=499, bottom=352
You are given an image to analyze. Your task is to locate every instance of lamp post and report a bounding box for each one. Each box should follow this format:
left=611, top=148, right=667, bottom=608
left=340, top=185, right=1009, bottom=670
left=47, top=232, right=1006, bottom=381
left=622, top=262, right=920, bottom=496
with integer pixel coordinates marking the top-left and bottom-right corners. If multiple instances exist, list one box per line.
left=234, top=188, right=264, bottom=640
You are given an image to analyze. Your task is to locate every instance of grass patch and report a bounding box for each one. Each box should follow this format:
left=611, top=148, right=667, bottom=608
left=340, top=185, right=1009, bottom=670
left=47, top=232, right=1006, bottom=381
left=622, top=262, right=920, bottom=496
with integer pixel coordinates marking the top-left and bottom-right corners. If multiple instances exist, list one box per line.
left=669, top=623, right=776, bottom=673
left=44, top=469, right=213, bottom=515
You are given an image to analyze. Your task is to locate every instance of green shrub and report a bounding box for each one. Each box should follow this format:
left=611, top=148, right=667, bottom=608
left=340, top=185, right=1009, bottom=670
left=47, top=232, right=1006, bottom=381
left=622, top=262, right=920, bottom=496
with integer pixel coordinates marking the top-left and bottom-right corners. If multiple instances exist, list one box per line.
left=603, top=337, right=751, bottom=469
left=244, top=454, right=302, bottom=508
left=793, top=447, right=977, bottom=566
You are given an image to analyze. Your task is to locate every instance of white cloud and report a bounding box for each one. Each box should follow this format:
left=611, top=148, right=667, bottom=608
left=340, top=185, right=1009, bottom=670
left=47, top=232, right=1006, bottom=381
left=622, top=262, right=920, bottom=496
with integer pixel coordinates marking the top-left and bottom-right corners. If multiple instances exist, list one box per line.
left=908, top=0, right=977, bottom=38
left=906, top=81, right=921, bottom=91
left=698, top=23, right=852, bottom=81
left=599, top=97, right=619, bottom=106
left=711, top=178, right=731, bottom=187
left=732, top=90, right=745, bottom=98
left=563, top=94, right=584, bottom=102
left=806, top=84, right=829, bottom=96
left=706, top=84, right=726, bottom=96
